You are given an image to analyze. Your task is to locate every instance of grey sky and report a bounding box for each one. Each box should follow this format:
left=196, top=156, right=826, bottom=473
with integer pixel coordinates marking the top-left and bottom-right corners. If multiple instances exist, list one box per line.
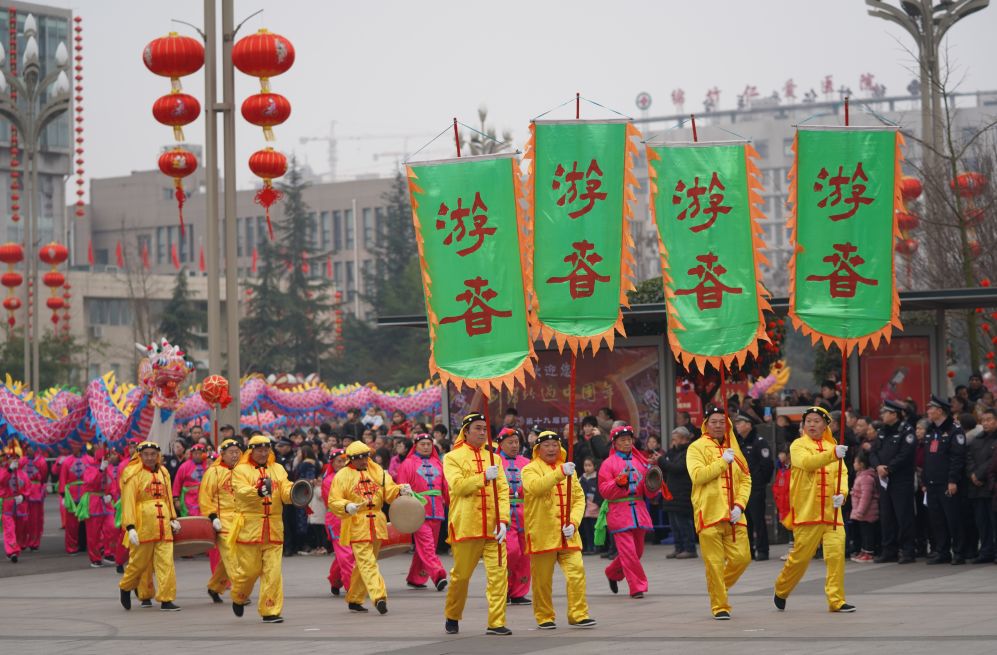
left=48, top=0, right=997, bottom=191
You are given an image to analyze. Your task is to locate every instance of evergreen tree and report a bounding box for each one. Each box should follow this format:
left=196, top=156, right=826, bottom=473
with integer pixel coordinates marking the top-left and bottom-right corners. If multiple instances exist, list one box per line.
left=158, top=269, right=206, bottom=351
left=239, top=233, right=292, bottom=374
left=0, top=327, right=96, bottom=389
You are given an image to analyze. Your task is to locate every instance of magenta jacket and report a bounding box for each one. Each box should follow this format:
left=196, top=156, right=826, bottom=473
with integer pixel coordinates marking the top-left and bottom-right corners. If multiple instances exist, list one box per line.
left=597, top=448, right=655, bottom=533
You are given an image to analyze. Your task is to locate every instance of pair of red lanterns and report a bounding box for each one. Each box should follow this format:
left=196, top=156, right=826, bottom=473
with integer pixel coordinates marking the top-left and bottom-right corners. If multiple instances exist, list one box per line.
left=0, top=242, right=69, bottom=327
left=144, top=28, right=294, bottom=241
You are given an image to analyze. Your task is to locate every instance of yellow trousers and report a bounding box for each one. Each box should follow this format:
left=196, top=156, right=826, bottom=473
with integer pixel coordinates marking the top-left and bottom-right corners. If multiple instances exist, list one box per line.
left=231, top=543, right=284, bottom=617
left=774, top=523, right=846, bottom=611
left=207, top=538, right=240, bottom=595
left=119, top=540, right=176, bottom=603
left=530, top=549, right=589, bottom=625
left=345, top=541, right=385, bottom=605
left=444, top=538, right=507, bottom=629
left=699, top=522, right=751, bottom=615
left=136, top=567, right=155, bottom=601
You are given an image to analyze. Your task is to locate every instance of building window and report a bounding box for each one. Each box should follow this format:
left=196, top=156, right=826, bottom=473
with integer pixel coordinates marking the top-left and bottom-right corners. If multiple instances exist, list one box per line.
left=244, top=216, right=255, bottom=258
left=333, top=210, right=343, bottom=251
left=346, top=261, right=355, bottom=294
left=156, top=227, right=167, bottom=264
left=333, top=261, right=342, bottom=286
left=307, top=212, right=317, bottom=248
left=236, top=217, right=244, bottom=258
left=320, top=211, right=330, bottom=249
left=88, top=299, right=133, bottom=326
left=754, top=140, right=769, bottom=159
left=344, top=209, right=354, bottom=249
left=375, top=207, right=386, bottom=246
left=362, top=207, right=373, bottom=248
left=256, top=216, right=266, bottom=245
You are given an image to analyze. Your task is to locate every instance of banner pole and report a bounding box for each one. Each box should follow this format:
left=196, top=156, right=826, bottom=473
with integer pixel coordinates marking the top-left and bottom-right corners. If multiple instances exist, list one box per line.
left=452, top=117, right=461, bottom=158
left=833, top=348, right=847, bottom=530
left=484, top=388, right=502, bottom=565
left=566, top=350, right=577, bottom=535
left=721, top=364, right=734, bottom=543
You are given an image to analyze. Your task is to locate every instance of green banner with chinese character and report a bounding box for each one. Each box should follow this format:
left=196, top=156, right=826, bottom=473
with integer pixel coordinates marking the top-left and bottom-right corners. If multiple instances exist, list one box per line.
left=647, top=142, right=770, bottom=371
left=407, top=153, right=535, bottom=392
left=789, top=127, right=904, bottom=355
left=524, top=120, right=640, bottom=353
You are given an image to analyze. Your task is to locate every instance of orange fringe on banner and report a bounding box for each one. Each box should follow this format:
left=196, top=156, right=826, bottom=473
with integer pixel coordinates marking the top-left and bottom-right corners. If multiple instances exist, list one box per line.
left=647, top=144, right=771, bottom=373
left=521, top=122, right=640, bottom=356
left=406, top=161, right=536, bottom=395
left=786, top=132, right=904, bottom=356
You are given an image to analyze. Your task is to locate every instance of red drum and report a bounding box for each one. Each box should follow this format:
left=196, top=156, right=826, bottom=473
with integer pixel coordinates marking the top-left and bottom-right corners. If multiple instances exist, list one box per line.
left=377, top=524, right=412, bottom=559
left=172, top=516, right=216, bottom=557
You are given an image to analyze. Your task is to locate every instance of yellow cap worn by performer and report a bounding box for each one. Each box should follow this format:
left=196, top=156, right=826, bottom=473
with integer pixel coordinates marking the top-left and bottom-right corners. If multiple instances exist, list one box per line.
left=773, top=406, right=854, bottom=613
left=328, top=440, right=408, bottom=615
left=199, top=438, right=243, bottom=603
left=443, top=413, right=512, bottom=636
left=521, top=431, right=596, bottom=630
left=229, top=434, right=293, bottom=623
left=687, top=405, right=752, bottom=620
left=117, top=441, right=181, bottom=611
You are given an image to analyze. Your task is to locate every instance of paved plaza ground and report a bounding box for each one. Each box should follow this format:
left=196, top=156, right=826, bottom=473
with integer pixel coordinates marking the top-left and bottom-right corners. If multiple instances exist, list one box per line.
left=2, top=500, right=996, bottom=655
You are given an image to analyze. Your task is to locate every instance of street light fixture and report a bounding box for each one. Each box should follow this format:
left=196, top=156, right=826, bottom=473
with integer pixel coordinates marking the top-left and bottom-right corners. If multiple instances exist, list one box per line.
left=0, top=13, right=71, bottom=391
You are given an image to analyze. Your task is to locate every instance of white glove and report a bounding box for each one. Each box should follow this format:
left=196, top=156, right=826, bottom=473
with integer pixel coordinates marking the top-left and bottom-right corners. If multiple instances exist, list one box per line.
left=398, top=483, right=413, bottom=496
left=212, top=517, right=223, bottom=532
left=103, top=494, right=113, bottom=504
left=100, top=460, right=108, bottom=471
left=729, top=506, right=742, bottom=523
left=834, top=444, right=848, bottom=459
left=128, top=529, right=140, bottom=546
left=494, top=522, right=507, bottom=543
left=832, top=494, right=845, bottom=508
left=484, top=465, right=498, bottom=481
left=561, top=523, right=575, bottom=538
left=561, top=462, right=576, bottom=477
left=8, top=460, right=17, bottom=470
left=721, top=448, right=735, bottom=464
left=170, top=519, right=181, bottom=534
left=14, top=494, right=23, bottom=504
left=345, top=502, right=359, bottom=515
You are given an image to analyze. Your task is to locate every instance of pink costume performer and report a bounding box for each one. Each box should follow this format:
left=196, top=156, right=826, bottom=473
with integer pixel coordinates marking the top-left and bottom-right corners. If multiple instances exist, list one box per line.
left=18, top=447, right=48, bottom=550
left=2, top=441, right=30, bottom=562
left=172, top=445, right=209, bottom=517
left=321, top=451, right=355, bottom=595
left=597, top=425, right=657, bottom=598
left=78, top=449, right=114, bottom=566
left=111, top=453, right=131, bottom=569
left=58, top=445, right=93, bottom=554
left=395, top=433, right=449, bottom=590
left=497, top=427, right=532, bottom=603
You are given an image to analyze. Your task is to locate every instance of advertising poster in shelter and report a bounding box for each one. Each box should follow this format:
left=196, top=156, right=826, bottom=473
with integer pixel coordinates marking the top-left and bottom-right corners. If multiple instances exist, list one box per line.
left=858, top=335, right=931, bottom=417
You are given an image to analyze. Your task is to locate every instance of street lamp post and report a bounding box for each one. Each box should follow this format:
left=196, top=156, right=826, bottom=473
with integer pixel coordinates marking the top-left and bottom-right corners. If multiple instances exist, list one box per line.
left=0, top=13, right=71, bottom=391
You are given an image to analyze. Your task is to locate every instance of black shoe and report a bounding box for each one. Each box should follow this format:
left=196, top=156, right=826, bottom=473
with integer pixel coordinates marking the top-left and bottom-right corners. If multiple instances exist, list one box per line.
left=445, top=618, right=459, bottom=634
left=375, top=599, right=387, bottom=614
left=666, top=551, right=679, bottom=559
left=951, top=557, right=965, bottom=565
left=630, top=592, right=644, bottom=599
left=120, top=588, right=131, bottom=611
left=835, top=603, right=856, bottom=613
left=570, top=618, right=597, bottom=628
left=898, top=555, right=915, bottom=564
left=486, top=626, right=512, bottom=635
left=972, top=556, right=995, bottom=564
left=774, top=594, right=786, bottom=611
left=874, top=554, right=898, bottom=564
left=435, top=578, right=448, bottom=592
left=160, top=602, right=181, bottom=611
left=115, top=564, right=124, bottom=573
left=208, top=589, right=223, bottom=604
left=608, top=578, right=618, bottom=594
left=508, top=596, right=531, bottom=605
left=348, top=603, right=368, bottom=613
left=538, top=621, right=556, bottom=630
left=262, top=615, right=284, bottom=623
left=140, top=599, right=152, bottom=608
left=755, top=553, right=769, bottom=561
left=406, top=582, right=427, bottom=589
left=926, top=556, right=951, bottom=565
left=330, top=586, right=340, bottom=596
left=233, top=602, right=245, bottom=617
left=713, top=611, right=731, bottom=620
left=103, top=555, right=116, bottom=562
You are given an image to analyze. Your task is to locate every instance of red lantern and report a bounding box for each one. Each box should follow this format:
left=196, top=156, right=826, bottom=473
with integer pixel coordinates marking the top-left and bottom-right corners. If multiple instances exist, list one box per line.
left=895, top=238, right=918, bottom=256
left=143, top=33, right=205, bottom=91
left=896, top=211, right=919, bottom=231
left=200, top=374, right=233, bottom=409
left=38, top=242, right=69, bottom=265
left=900, top=176, right=922, bottom=201
left=241, top=93, right=291, bottom=141
left=964, top=207, right=985, bottom=227
left=42, top=271, right=65, bottom=289
left=46, top=296, right=64, bottom=311
left=3, top=297, right=20, bottom=311
left=158, top=148, right=198, bottom=235
left=1, top=272, right=22, bottom=288
left=152, top=92, right=201, bottom=141
left=0, top=243, right=23, bottom=264
left=248, top=148, right=288, bottom=239
left=951, top=172, right=987, bottom=198
left=232, top=29, right=295, bottom=91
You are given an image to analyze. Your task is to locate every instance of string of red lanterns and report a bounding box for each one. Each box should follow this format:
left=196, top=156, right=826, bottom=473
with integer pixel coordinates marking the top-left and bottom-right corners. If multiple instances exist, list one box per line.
left=144, top=32, right=204, bottom=237
left=8, top=9, right=20, bottom=225
left=38, top=242, right=68, bottom=325
left=233, top=28, right=294, bottom=240
left=0, top=243, right=23, bottom=327
left=73, top=15, right=86, bottom=218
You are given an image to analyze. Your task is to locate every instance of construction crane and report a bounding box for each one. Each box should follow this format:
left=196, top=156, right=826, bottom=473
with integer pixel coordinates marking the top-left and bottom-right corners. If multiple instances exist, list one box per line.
left=299, top=121, right=424, bottom=181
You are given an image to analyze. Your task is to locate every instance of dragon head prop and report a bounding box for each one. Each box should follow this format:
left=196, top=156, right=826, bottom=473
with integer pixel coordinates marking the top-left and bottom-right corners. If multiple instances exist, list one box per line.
left=136, top=338, right=195, bottom=410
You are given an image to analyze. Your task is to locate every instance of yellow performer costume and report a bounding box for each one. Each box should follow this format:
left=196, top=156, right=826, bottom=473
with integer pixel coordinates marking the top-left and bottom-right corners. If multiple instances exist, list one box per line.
left=199, top=438, right=243, bottom=601
left=687, top=406, right=752, bottom=619
left=329, top=441, right=406, bottom=614
left=521, top=431, right=595, bottom=630
left=443, top=413, right=511, bottom=636
left=774, top=406, right=854, bottom=613
left=228, top=434, right=293, bottom=623
left=117, top=441, right=180, bottom=610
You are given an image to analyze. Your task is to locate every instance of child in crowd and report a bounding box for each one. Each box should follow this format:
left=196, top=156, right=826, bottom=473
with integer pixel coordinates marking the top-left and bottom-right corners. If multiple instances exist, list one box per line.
left=773, top=448, right=793, bottom=560
left=578, top=457, right=601, bottom=554
left=849, top=450, right=879, bottom=562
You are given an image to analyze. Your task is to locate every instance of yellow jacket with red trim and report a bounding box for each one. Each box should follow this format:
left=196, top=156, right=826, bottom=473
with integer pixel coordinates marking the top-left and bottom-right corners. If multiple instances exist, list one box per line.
left=687, top=424, right=751, bottom=533
left=328, top=463, right=401, bottom=547
left=443, top=442, right=510, bottom=542
left=119, top=459, right=176, bottom=544
left=787, top=431, right=848, bottom=528
left=198, top=460, right=236, bottom=534
left=229, top=455, right=293, bottom=545
left=521, top=444, right=584, bottom=554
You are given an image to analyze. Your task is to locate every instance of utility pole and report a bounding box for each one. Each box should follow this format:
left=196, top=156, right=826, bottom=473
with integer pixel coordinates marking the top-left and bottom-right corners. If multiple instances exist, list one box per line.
left=221, top=0, right=241, bottom=426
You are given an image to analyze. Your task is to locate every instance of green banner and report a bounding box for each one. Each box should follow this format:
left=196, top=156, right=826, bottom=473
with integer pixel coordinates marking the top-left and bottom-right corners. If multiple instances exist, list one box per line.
left=648, top=142, right=768, bottom=369
left=789, top=128, right=902, bottom=353
left=526, top=120, right=638, bottom=352
left=407, top=154, right=534, bottom=390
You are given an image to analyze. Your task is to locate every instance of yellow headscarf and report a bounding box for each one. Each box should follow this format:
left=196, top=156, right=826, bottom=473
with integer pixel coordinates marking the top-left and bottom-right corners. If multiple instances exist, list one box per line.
left=452, top=412, right=486, bottom=448
left=211, top=438, right=243, bottom=469
left=344, top=440, right=387, bottom=482
left=530, top=430, right=566, bottom=463
left=120, top=441, right=164, bottom=487
left=239, top=434, right=275, bottom=467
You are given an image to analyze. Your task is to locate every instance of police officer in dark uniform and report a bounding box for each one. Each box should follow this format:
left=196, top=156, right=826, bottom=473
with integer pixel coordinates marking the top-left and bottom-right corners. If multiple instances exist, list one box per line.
left=923, top=394, right=966, bottom=565
left=869, top=399, right=917, bottom=563
left=733, top=412, right=774, bottom=561
left=163, top=437, right=188, bottom=483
